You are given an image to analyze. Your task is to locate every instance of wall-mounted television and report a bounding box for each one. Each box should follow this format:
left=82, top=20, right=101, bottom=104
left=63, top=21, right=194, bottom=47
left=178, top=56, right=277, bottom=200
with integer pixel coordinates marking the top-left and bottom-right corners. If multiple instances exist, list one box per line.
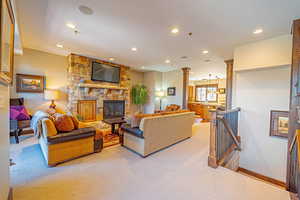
left=91, top=61, right=120, bottom=83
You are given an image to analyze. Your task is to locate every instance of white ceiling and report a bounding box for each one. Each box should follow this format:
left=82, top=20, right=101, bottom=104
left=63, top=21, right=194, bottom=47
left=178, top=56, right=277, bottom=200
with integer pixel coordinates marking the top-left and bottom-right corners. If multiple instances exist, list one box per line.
left=15, top=0, right=300, bottom=80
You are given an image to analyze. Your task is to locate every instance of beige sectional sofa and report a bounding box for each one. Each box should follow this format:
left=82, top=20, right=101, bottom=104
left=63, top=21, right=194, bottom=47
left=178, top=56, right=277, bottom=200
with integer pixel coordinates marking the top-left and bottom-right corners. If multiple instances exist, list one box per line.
left=122, top=112, right=195, bottom=157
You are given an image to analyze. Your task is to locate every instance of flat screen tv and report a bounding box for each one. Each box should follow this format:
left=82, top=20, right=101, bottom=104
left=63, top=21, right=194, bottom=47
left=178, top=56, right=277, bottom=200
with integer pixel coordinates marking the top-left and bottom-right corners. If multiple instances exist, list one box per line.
left=91, top=61, right=120, bottom=83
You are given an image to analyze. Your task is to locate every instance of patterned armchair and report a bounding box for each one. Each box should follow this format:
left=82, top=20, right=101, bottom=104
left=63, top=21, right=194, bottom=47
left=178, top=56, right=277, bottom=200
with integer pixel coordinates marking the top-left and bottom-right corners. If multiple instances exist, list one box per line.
left=9, top=98, right=32, bottom=143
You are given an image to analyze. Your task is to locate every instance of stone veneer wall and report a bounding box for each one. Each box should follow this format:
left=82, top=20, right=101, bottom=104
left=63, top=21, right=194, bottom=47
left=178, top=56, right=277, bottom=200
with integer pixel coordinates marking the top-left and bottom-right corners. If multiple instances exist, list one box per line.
left=67, top=54, right=131, bottom=120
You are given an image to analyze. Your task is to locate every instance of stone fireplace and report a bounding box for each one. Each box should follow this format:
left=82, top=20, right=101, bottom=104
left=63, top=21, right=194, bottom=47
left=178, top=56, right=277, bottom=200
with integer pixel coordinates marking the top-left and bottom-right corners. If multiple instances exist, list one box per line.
left=67, top=54, right=131, bottom=120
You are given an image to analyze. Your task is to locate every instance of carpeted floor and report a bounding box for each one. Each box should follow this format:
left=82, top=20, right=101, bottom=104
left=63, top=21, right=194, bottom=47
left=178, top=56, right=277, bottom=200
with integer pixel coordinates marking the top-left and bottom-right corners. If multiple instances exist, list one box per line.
left=10, top=123, right=290, bottom=200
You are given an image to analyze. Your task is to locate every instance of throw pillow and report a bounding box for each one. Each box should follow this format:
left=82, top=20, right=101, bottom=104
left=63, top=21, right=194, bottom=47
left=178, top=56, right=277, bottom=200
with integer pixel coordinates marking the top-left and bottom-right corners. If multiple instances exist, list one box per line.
left=165, top=104, right=181, bottom=111
left=53, top=114, right=75, bottom=132
left=42, top=119, right=57, bottom=137
left=10, top=106, right=30, bottom=120
left=65, top=111, right=80, bottom=129
left=69, top=115, right=79, bottom=129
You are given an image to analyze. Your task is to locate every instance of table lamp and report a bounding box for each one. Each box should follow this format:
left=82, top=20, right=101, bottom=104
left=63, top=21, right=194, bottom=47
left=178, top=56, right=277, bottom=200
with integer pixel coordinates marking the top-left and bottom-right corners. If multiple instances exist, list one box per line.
left=44, top=89, right=59, bottom=109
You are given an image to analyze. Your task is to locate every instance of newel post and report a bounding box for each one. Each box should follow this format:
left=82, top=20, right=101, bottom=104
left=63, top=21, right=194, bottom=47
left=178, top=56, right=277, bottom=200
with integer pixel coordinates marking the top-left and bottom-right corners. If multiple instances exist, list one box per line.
left=225, top=59, right=234, bottom=110
left=208, top=110, right=218, bottom=168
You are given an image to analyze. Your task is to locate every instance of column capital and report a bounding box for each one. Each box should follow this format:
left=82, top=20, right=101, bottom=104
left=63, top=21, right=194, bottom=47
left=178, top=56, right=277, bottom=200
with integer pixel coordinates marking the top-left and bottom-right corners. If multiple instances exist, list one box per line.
left=224, top=59, right=234, bottom=65
left=181, top=67, right=191, bottom=72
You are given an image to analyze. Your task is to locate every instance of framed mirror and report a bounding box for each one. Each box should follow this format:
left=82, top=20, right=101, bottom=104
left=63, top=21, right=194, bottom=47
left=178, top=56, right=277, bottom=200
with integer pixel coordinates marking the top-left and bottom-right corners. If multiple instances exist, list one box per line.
left=0, top=0, right=15, bottom=85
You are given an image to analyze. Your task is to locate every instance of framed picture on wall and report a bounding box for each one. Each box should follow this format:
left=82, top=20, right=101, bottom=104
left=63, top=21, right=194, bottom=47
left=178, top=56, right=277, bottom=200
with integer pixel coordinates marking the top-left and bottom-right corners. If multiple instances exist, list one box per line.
left=167, top=87, right=176, bottom=96
left=16, top=74, right=45, bottom=93
left=0, top=0, right=15, bottom=85
left=270, top=110, right=289, bottom=138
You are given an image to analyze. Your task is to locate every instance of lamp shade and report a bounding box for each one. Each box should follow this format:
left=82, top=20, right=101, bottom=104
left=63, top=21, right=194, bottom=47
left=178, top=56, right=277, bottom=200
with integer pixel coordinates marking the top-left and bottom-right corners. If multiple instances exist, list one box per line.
left=44, top=89, right=59, bottom=100
left=155, top=91, right=165, bottom=97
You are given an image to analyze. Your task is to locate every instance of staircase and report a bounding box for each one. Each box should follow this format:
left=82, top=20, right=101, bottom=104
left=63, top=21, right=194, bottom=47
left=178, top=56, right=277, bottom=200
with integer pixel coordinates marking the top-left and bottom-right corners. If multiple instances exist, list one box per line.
left=208, top=107, right=241, bottom=171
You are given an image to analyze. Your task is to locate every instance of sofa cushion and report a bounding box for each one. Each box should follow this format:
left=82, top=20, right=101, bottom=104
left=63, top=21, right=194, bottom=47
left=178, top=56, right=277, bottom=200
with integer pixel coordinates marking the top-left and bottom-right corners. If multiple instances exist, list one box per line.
left=121, top=124, right=144, bottom=138
left=47, top=127, right=96, bottom=144
left=10, top=105, right=30, bottom=120
left=53, top=113, right=75, bottom=132
left=42, top=118, right=57, bottom=137
left=131, top=113, right=162, bottom=128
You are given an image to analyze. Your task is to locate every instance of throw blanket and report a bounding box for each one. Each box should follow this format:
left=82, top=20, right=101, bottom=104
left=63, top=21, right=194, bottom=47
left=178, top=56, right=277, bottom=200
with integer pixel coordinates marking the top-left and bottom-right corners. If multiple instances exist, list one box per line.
left=30, top=111, right=49, bottom=138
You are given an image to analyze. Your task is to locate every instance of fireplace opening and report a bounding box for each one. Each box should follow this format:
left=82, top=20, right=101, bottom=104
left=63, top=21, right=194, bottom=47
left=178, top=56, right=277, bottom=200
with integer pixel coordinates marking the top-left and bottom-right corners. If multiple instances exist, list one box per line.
left=103, top=100, right=125, bottom=120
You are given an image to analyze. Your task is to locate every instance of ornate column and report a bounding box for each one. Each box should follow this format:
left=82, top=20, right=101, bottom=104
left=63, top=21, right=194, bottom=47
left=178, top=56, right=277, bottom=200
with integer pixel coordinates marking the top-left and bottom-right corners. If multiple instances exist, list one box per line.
left=225, top=59, right=234, bottom=110
left=182, top=67, right=191, bottom=109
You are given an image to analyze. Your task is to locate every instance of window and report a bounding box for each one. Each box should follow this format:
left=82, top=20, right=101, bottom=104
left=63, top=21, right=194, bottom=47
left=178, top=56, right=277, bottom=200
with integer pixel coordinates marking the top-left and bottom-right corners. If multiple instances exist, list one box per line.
left=195, top=84, right=218, bottom=102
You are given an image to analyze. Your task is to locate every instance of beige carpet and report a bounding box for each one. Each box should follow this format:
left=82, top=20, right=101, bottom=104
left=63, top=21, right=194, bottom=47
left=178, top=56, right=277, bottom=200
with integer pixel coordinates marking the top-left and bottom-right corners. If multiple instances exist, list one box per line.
left=10, top=123, right=290, bottom=200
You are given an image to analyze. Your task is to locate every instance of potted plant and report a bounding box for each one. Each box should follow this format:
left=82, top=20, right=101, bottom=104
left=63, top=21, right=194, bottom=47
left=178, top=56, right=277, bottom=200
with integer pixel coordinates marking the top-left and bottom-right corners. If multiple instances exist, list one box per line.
left=131, top=84, right=148, bottom=113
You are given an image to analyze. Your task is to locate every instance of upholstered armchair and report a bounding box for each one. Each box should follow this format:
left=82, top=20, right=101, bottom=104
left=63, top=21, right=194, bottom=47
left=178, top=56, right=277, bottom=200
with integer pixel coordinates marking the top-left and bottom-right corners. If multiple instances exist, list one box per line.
left=9, top=98, right=32, bottom=143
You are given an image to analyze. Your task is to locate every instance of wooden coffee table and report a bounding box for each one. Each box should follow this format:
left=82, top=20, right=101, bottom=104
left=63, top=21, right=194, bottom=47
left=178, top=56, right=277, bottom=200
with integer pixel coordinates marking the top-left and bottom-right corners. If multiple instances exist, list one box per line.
left=102, top=118, right=126, bottom=135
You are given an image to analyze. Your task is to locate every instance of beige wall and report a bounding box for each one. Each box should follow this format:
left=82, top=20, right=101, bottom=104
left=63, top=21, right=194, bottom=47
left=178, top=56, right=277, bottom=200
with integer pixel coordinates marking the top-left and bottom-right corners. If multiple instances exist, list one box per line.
left=234, top=34, right=292, bottom=71
left=233, top=35, right=291, bottom=181
left=11, top=48, right=68, bottom=114
left=162, top=70, right=183, bottom=108
left=0, top=83, right=10, bottom=200
left=234, top=66, right=289, bottom=181
left=144, top=71, right=163, bottom=113
left=143, top=70, right=185, bottom=112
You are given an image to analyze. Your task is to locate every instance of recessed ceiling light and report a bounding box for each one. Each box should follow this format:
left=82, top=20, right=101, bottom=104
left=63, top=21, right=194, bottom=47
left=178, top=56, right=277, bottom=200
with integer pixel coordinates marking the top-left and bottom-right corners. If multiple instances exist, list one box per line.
left=109, top=57, right=115, bottom=61
left=202, top=50, right=209, bottom=54
left=171, top=28, right=179, bottom=34
left=66, top=23, right=76, bottom=29
left=253, top=28, right=263, bottom=34
left=56, top=43, right=63, bottom=48
left=165, top=59, right=171, bottom=64
left=131, top=47, right=137, bottom=51
left=78, top=5, right=94, bottom=15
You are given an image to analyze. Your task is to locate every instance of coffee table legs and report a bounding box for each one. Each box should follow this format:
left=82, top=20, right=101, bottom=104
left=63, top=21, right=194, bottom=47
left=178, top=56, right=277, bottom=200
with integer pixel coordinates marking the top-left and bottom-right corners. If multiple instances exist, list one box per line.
left=111, top=124, right=116, bottom=134
left=111, top=123, right=124, bottom=135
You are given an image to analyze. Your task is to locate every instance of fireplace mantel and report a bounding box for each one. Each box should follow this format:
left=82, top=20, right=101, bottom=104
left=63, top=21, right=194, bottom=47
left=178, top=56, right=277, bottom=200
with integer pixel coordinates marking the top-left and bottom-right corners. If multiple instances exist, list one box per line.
left=78, top=83, right=129, bottom=90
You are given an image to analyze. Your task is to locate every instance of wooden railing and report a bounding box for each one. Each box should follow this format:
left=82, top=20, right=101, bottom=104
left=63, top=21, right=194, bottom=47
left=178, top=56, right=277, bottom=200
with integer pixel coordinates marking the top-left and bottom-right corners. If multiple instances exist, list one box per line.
left=208, top=107, right=241, bottom=169
left=288, top=131, right=300, bottom=196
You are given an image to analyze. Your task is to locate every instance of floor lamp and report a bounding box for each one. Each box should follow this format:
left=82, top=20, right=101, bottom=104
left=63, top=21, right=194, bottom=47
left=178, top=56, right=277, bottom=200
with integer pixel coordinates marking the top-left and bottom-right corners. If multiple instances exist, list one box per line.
left=156, top=91, right=165, bottom=110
